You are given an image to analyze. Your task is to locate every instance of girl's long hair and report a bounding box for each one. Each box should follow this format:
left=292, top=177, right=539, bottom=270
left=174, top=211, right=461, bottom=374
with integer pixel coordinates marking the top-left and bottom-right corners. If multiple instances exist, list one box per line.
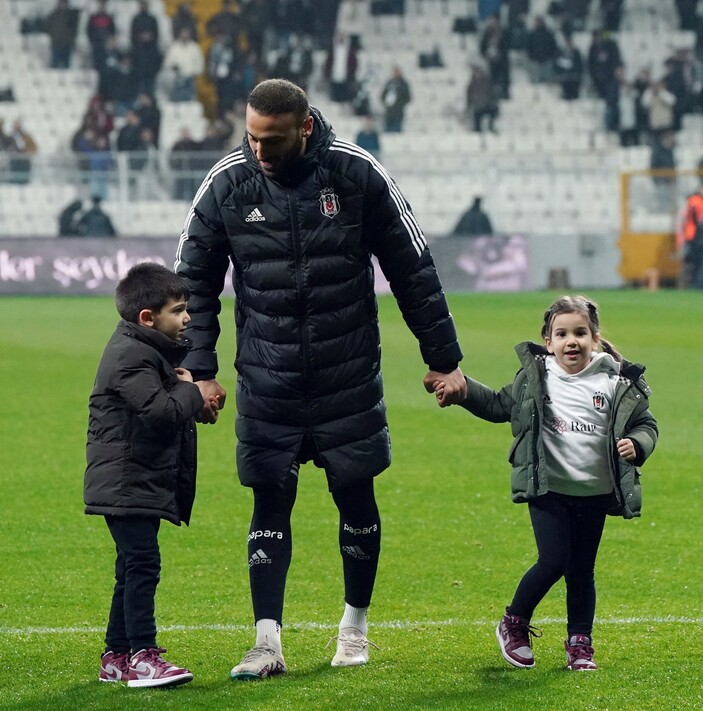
left=540, top=295, right=623, bottom=362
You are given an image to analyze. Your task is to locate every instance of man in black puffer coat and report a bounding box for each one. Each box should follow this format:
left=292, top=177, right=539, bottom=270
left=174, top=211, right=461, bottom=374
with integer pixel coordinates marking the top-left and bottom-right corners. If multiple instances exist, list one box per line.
left=174, top=79, right=467, bottom=678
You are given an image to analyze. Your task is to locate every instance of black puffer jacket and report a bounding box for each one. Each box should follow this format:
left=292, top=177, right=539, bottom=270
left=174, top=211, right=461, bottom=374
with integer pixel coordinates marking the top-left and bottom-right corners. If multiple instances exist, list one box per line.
left=84, top=320, right=204, bottom=525
left=175, top=108, right=463, bottom=490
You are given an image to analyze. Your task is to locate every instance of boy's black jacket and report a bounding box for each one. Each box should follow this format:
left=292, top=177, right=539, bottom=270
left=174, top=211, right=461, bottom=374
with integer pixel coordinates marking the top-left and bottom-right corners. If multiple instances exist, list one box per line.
left=84, top=320, right=204, bottom=525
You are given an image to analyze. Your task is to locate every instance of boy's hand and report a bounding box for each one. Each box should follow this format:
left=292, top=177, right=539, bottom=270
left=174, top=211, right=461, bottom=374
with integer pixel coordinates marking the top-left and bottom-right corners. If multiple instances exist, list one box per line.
left=617, top=437, right=636, bottom=460
left=175, top=367, right=193, bottom=382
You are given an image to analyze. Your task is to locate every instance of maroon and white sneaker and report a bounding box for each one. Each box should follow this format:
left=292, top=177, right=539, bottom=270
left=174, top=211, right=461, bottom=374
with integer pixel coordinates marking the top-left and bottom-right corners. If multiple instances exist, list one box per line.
left=99, top=650, right=130, bottom=683
left=127, top=647, right=193, bottom=688
left=565, top=635, right=598, bottom=671
left=495, top=610, right=542, bottom=668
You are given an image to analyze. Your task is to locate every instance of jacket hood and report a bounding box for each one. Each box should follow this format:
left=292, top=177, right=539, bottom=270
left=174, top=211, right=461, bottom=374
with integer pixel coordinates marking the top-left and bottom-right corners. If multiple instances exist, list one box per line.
left=241, top=106, right=335, bottom=186
left=116, top=319, right=191, bottom=367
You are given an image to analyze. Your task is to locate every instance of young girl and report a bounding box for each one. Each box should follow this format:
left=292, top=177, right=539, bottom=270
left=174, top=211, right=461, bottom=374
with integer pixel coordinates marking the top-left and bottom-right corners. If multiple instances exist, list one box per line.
left=434, top=295, right=658, bottom=671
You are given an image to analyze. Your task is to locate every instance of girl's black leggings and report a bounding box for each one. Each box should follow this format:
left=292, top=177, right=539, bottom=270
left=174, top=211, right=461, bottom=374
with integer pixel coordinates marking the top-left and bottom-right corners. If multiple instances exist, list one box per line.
left=508, top=491, right=610, bottom=636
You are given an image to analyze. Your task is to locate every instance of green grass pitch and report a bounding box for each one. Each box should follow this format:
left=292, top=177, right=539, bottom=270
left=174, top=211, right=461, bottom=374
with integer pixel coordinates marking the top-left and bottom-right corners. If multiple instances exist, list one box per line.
left=1, top=290, right=701, bottom=711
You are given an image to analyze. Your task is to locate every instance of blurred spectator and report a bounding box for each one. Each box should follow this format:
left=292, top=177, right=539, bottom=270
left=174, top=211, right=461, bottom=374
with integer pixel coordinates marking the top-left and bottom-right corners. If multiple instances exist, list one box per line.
left=650, top=130, right=677, bottom=211
left=554, top=33, right=584, bottom=99
left=80, top=95, right=114, bottom=142
left=480, top=14, right=511, bottom=99
left=641, top=80, right=676, bottom=136
left=58, top=199, right=84, bottom=236
left=206, top=0, right=240, bottom=42
left=466, top=64, right=499, bottom=133
left=633, top=66, right=652, bottom=136
left=77, top=195, right=116, bottom=237
left=208, top=30, right=239, bottom=116
left=238, top=0, right=272, bottom=56
left=86, top=0, right=116, bottom=72
left=72, top=126, right=112, bottom=198
left=272, top=33, right=314, bottom=92
left=44, top=0, right=80, bottom=69
left=602, top=62, right=623, bottom=132
left=133, top=92, right=161, bottom=148
left=615, top=68, right=640, bottom=146
left=117, top=109, right=146, bottom=169
left=674, top=0, right=699, bottom=31
left=507, top=0, right=530, bottom=29
left=600, top=0, right=624, bottom=31
left=350, top=78, right=372, bottom=116
left=479, top=0, right=503, bottom=22
left=5, top=119, right=38, bottom=184
left=663, top=54, right=693, bottom=132
left=172, top=2, right=198, bottom=40
left=380, top=65, right=412, bottom=132
left=355, top=116, right=381, bottom=160
left=200, top=120, right=229, bottom=152
left=130, top=0, right=159, bottom=48
left=325, top=31, right=359, bottom=103
left=230, top=51, right=265, bottom=114
left=452, top=196, right=494, bottom=237
left=563, top=0, right=592, bottom=31
left=526, top=16, right=558, bottom=83
left=169, top=127, right=201, bottom=200
left=218, top=109, right=239, bottom=151
left=99, top=49, right=138, bottom=116
left=587, top=29, right=621, bottom=99
left=164, top=27, right=204, bottom=102
left=677, top=179, right=703, bottom=288
left=131, top=1, right=162, bottom=97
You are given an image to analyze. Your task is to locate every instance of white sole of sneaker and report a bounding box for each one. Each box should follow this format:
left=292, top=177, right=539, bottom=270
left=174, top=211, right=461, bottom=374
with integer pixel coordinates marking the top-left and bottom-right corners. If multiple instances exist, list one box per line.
left=331, top=658, right=367, bottom=667
left=127, top=672, right=193, bottom=688
left=495, top=625, right=535, bottom=669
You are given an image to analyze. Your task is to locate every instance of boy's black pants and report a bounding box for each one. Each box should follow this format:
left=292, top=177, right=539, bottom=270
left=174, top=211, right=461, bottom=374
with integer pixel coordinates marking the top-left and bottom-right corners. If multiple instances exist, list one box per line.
left=509, top=492, right=610, bottom=637
left=104, top=516, right=161, bottom=653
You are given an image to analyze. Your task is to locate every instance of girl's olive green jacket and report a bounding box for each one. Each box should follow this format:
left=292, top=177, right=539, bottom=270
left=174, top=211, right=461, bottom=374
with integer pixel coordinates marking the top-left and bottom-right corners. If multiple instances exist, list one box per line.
left=459, top=342, right=658, bottom=519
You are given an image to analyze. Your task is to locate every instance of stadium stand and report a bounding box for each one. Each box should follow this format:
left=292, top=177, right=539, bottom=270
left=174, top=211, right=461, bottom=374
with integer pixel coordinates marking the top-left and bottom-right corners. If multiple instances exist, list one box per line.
left=0, top=0, right=701, bottom=243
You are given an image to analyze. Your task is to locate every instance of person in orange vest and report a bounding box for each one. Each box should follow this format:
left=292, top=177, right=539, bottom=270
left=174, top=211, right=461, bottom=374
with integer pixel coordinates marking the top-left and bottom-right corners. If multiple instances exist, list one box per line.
left=676, top=182, right=703, bottom=288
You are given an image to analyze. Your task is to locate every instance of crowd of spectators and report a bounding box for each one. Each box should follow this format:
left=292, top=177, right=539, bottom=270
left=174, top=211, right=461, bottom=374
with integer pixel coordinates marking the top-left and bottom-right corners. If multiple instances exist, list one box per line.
left=7, top=0, right=703, bottom=208
left=459, top=0, right=703, bottom=152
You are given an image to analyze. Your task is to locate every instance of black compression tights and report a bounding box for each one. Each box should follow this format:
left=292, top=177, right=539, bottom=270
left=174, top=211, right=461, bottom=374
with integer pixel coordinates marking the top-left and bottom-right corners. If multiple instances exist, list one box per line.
left=248, top=476, right=381, bottom=623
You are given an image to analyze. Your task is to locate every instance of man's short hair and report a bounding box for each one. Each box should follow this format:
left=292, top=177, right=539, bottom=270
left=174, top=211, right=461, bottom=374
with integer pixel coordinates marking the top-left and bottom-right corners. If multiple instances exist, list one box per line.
left=247, top=78, right=310, bottom=126
left=115, top=262, right=189, bottom=323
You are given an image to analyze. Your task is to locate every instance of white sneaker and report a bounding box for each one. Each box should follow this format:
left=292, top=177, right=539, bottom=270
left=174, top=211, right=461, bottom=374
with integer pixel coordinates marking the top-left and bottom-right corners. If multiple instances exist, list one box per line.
left=230, top=645, right=287, bottom=680
left=328, top=627, right=379, bottom=667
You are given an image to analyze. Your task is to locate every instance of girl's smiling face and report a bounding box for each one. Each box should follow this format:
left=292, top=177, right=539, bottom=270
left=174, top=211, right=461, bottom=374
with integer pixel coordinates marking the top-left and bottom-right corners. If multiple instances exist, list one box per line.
left=544, top=311, right=600, bottom=374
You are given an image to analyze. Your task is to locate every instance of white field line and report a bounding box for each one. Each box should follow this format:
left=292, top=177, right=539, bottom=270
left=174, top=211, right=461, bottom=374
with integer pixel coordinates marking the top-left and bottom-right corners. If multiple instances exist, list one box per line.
left=1, top=616, right=700, bottom=636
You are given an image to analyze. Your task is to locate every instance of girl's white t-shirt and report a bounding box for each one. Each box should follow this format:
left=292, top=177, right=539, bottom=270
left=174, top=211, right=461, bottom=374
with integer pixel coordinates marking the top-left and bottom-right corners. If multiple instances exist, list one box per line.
left=542, top=352, right=621, bottom=496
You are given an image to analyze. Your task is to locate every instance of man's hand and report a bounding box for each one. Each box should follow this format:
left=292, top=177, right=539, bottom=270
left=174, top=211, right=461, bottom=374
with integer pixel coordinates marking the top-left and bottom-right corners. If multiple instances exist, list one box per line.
left=423, top=367, right=467, bottom=408
left=194, top=379, right=227, bottom=424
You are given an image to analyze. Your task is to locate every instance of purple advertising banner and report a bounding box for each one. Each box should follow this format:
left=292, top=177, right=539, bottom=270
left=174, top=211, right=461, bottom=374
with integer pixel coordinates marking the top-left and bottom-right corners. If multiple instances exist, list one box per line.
left=0, top=236, right=529, bottom=295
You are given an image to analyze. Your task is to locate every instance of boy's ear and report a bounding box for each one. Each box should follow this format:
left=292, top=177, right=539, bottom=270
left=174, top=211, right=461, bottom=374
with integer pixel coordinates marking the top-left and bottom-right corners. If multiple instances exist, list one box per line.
left=138, top=308, right=155, bottom=327
left=544, top=337, right=553, bottom=353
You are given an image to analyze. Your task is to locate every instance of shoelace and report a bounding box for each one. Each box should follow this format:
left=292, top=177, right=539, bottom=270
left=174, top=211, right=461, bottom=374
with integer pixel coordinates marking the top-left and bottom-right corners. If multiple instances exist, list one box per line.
left=136, top=647, right=168, bottom=665
left=325, top=633, right=381, bottom=654
left=567, top=640, right=595, bottom=661
left=505, top=618, right=543, bottom=645
left=242, top=645, right=279, bottom=662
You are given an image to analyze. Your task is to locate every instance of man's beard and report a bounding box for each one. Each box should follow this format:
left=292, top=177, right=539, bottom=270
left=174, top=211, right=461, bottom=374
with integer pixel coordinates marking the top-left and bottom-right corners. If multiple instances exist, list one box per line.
left=260, top=134, right=304, bottom=178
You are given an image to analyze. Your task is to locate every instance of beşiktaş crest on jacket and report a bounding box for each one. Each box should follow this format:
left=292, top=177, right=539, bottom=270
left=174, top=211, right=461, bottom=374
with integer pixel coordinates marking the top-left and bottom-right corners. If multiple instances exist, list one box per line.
left=174, top=107, right=463, bottom=489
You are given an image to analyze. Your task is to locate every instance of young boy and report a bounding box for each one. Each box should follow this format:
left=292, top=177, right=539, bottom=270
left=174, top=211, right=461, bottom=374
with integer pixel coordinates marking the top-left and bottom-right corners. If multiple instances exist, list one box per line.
left=84, top=262, right=214, bottom=688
